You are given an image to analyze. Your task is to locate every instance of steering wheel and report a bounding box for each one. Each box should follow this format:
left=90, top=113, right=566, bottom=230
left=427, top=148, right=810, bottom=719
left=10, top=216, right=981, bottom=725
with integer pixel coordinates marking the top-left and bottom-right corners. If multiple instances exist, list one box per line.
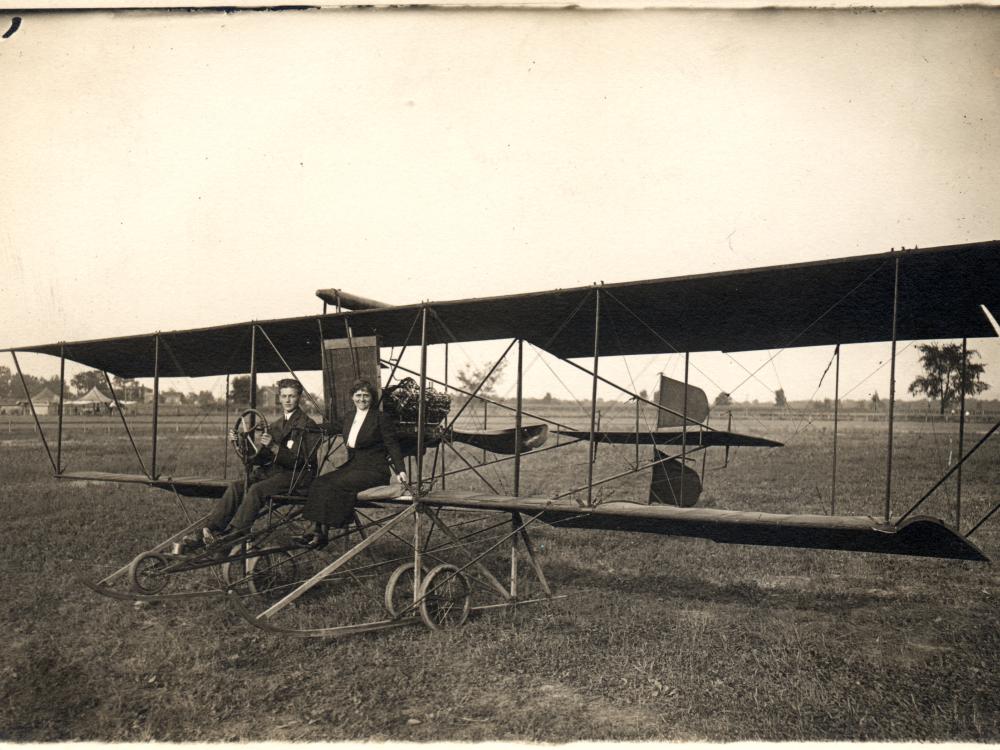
left=231, top=409, right=270, bottom=463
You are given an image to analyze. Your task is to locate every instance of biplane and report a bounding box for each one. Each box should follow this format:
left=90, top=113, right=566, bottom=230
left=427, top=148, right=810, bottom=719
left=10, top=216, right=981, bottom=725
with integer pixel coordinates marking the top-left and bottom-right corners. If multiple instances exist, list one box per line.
left=5, top=240, right=999, bottom=638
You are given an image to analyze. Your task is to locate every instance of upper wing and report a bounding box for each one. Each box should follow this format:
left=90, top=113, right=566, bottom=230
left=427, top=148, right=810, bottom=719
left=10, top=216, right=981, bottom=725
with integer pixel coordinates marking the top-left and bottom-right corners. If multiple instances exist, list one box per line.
left=11, top=241, right=999, bottom=377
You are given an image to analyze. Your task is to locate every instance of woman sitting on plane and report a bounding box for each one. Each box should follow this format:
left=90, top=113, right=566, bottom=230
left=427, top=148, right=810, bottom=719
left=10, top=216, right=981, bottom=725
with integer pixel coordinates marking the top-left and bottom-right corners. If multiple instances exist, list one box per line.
left=293, top=379, right=408, bottom=548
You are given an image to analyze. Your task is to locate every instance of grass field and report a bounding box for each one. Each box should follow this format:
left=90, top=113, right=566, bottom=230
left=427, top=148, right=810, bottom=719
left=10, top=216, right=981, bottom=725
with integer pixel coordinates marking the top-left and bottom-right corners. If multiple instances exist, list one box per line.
left=1, top=410, right=998, bottom=741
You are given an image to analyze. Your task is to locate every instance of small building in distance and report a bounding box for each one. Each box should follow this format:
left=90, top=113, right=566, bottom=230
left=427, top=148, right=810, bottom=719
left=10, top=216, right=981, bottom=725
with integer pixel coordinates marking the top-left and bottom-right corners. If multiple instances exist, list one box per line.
left=0, top=397, right=24, bottom=415
left=29, top=386, right=62, bottom=416
left=258, top=385, right=279, bottom=409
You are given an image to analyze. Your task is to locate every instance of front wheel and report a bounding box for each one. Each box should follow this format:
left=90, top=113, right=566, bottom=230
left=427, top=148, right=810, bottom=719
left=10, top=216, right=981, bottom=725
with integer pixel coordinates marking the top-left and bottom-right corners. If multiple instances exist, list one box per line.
left=417, top=564, right=470, bottom=630
left=384, top=562, right=426, bottom=618
left=245, top=548, right=299, bottom=597
left=128, top=551, right=170, bottom=594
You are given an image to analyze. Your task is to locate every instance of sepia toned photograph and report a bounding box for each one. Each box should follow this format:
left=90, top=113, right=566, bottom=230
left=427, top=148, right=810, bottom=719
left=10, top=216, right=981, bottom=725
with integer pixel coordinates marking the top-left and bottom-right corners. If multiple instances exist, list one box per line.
left=1, top=5, right=998, bottom=742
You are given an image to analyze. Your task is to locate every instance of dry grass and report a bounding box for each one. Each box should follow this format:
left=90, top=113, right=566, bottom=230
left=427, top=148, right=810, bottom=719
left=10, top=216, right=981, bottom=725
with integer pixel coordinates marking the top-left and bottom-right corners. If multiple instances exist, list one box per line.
left=1, top=413, right=998, bottom=741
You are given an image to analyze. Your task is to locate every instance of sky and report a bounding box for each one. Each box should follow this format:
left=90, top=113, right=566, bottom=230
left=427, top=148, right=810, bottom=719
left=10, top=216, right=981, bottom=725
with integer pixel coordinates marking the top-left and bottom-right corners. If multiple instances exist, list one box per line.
left=1, top=7, right=998, bottom=407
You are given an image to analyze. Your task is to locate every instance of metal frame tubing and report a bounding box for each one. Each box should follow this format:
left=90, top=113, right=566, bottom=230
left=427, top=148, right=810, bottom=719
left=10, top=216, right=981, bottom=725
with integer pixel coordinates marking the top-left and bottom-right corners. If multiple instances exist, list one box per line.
left=634, top=397, right=641, bottom=469
left=249, top=324, right=258, bottom=411
left=587, top=288, right=601, bottom=506
left=440, top=339, right=517, bottom=432
left=223, top=372, right=230, bottom=479
left=151, top=334, right=161, bottom=479
left=57, top=345, right=65, bottom=473
left=510, top=512, right=519, bottom=598
left=442, top=342, right=448, bottom=490
left=442, top=439, right=499, bottom=494
left=957, top=337, right=967, bottom=528
left=514, top=338, right=524, bottom=497
left=247, top=325, right=258, bottom=490
left=553, top=448, right=705, bottom=503
left=680, top=352, right=689, bottom=507
left=832, top=343, right=840, bottom=515
left=553, top=355, right=715, bottom=431
left=343, top=316, right=360, bottom=381
left=316, top=318, right=327, bottom=421
left=259, top=504, right=418, bottom=619
left=385, top=359, right=577, bottom=433
left=11, top=351, right=57, bottom=474
left=416, top=306, right=429, bottom=492
left=884, top=254, right=900, bottom=522
left=103, top=370, right=149, bottom=477
left=898, top=416, right=1000, bottom=524
left=257, top=325, right=324, bottom=415
left=437, top=438, right=580, bottom=481
left=724, top=410, right=732, bottom=468
left=965, top=501, right=1000, bottom=539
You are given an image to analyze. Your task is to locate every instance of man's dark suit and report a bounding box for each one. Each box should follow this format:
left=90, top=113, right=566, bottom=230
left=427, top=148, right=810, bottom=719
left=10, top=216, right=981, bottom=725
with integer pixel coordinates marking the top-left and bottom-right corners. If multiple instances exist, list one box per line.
left=206, top=407, right=319, bottom=534
left=302, top=407, right=405, bottom=528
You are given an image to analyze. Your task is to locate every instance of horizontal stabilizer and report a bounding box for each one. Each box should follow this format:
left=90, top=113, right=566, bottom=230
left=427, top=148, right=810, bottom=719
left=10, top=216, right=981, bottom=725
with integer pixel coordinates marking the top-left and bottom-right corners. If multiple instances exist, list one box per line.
left=449, top=424, right=549, bottom=455
left=396, top=424, right=549, bottom=457
left=556, top=429, right=782, bottom=448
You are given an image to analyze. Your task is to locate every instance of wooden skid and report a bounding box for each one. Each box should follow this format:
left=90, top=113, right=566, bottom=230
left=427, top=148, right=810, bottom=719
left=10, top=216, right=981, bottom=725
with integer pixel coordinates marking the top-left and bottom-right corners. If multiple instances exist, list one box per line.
left=79, top=576, right=227, bottom=603
left=227, top=592, right=418, bottom=638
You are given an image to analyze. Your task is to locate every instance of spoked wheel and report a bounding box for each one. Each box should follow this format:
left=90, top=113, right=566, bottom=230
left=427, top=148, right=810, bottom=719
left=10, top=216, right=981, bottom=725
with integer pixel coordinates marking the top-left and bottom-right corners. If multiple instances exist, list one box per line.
left=245, top=548, right=299, bottom=597
left=232, top=409, right=269, bottom=463
left=220, top=544, right=250, bottom=589
left=384, top=562, right=427, bottom=618
left=128, top=551, right=170, bottom=594
left=417, top=563, right=471, bottom=630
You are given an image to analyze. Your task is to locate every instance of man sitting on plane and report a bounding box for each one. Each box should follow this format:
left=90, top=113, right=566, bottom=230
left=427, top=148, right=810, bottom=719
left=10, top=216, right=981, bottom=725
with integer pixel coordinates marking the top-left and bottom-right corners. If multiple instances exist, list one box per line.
left=186, top=378, right=320, bottom=547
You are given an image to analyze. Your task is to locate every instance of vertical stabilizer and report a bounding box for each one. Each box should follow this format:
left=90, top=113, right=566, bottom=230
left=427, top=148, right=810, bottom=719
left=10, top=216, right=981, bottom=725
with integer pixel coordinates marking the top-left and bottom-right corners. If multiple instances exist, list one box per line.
left=656, top=374, right=709, bottom=428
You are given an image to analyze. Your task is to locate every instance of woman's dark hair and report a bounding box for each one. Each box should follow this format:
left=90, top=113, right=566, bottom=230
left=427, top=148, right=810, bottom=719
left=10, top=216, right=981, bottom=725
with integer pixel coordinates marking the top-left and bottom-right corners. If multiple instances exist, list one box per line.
left=350, top=380, right=377, bottom=399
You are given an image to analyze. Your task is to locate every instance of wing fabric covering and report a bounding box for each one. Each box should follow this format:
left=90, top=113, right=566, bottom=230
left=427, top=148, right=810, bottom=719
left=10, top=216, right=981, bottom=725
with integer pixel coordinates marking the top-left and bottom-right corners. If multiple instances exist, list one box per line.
left=656, top=375, right=710, bottom=428
left=54, top=473, right=987, bottom=561
left=13, top=241, right=999, bottom=377
left=556, top=429, right=782, bottom=448
left=648, top=454, right=702, bottom=507
left=380, top=491, right=988, bottom=562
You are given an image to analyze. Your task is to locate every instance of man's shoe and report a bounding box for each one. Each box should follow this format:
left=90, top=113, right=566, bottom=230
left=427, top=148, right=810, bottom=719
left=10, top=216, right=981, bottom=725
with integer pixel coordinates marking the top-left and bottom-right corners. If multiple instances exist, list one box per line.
left=182, top=533, right=205, bottom=549
left=292, top=531, right=328, bottom=550
left=202, top=527, right=220, bottom=546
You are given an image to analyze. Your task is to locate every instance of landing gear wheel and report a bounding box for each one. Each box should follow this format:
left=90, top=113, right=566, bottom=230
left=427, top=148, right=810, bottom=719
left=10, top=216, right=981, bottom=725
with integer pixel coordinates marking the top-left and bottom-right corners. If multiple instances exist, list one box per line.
left=384, top=562, right=426, bottom=618
left=232, top=409, right=269, bottom=463
left=246, top=548, right=298, bottom=596
left=128, top=551, right=170, bottom=594
left=417, top=563, right=470, bottom=630
left=220, top=544, right=249, bottom=589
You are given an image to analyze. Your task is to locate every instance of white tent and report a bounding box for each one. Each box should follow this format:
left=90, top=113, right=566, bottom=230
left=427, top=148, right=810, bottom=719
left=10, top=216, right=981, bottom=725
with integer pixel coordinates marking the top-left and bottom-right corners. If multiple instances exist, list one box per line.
left=68, top=386, right=114, bottom=411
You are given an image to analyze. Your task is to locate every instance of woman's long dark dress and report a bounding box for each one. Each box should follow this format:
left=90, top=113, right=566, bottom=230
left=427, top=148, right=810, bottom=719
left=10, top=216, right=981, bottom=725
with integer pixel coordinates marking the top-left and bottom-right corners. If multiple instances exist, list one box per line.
left=302, top=407, right=406, bottom=528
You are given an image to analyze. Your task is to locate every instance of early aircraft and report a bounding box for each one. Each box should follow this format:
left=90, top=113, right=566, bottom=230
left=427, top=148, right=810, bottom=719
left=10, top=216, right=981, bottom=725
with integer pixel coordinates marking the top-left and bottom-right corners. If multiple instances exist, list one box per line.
left=6, top=240, right=999, bottom=637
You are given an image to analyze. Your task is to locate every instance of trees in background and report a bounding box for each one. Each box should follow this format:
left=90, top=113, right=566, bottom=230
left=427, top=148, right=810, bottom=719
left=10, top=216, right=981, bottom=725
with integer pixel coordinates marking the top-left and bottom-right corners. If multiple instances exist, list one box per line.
left=0, top=365, right=61, bottom=399
left=908, top=342, right=989, bottom=415
left=455, top=360, right=508, bottom=399
left=714, top=392, right=733, bottom=406
left=70, top=370, right=105, bottom=396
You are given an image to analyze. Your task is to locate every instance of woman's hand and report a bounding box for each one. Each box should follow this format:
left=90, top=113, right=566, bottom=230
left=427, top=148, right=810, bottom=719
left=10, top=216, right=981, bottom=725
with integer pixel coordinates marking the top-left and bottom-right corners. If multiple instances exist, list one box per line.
left=397, top=471, right=408, bottom=485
